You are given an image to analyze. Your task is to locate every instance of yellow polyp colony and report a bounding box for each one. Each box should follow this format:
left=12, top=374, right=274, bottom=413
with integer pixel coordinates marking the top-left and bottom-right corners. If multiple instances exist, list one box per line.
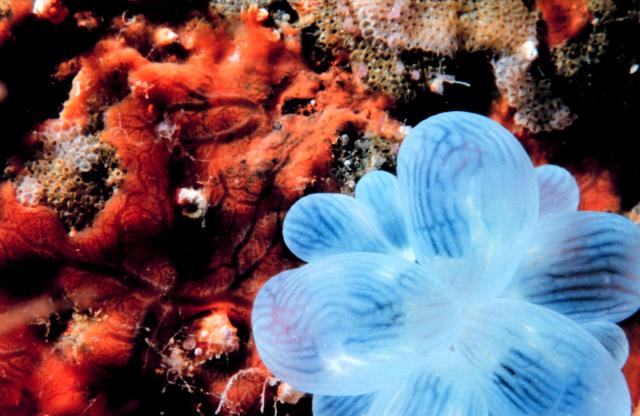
left=492, top=55, right=576, bottom=133
left=13, top=127, right=124, bottom=232
left=329, top=128, right=400, bottom=194
left=343, top=0, right=536, bottom=56
left=209, top=0, right=271, bottom=15
left=551, top=30, right=609, bottom=78
left=549, top=0, right=616, bottom=80
left=294, top=0, right=577, bottom=132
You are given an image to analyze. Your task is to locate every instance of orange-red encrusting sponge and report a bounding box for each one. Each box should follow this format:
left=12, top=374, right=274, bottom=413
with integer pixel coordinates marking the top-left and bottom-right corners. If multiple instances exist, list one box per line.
left=537, top=0, right=592, bottom=47
left=0, top=0, right=34, bottom=45
left=0, top=4, right=405, bottom=414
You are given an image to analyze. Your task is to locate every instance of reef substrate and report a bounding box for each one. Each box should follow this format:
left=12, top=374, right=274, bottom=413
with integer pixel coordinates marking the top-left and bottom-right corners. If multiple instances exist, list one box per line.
left=0, top=0, right=639, bottom=415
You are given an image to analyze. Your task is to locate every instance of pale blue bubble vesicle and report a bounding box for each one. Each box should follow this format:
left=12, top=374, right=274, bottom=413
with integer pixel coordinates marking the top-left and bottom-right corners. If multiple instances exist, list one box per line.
left=252, top=111, right=640, bottom=416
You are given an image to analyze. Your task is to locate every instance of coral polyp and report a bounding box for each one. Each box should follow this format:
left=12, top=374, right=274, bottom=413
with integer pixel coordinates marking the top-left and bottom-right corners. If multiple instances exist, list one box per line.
left=292, top=0, right=571, bottom=132
left=14, top=126, right=124, bottom=232
left=290, top=0, right=637, bottom=134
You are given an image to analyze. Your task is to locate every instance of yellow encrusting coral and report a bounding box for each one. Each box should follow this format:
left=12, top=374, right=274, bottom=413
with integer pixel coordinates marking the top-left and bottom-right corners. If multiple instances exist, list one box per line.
left=209, top=0, right=271, bottom=15
left=292, top=0, right=578, bottom=133
left=13, top=126, right=124, bottom=232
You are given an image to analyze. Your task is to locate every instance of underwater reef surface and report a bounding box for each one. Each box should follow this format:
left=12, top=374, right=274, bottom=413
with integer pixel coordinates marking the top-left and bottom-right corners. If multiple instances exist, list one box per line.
left=0, top=0, right=638, bottom=415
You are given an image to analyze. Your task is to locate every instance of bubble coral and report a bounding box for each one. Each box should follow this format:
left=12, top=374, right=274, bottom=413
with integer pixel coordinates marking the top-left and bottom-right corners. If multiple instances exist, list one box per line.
left=252, top=111, right=640, bottom=415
